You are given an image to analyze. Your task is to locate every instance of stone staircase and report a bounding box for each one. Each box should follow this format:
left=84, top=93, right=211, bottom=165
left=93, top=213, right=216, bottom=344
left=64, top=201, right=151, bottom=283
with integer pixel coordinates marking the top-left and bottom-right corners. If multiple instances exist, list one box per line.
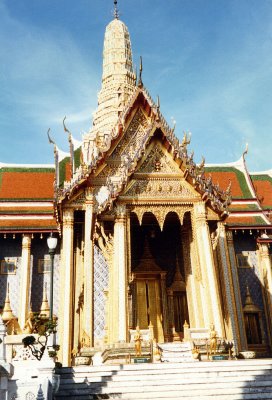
left=158, top=341, right=197, bottom=363
left=55, top=359, right=272, bottom=400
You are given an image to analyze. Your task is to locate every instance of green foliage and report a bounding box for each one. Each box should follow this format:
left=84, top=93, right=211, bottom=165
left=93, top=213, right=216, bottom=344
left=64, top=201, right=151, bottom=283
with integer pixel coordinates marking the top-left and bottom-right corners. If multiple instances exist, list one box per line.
left=21, top=316, right=59, bottom=361
left=22, top=335, right=36, bottom=347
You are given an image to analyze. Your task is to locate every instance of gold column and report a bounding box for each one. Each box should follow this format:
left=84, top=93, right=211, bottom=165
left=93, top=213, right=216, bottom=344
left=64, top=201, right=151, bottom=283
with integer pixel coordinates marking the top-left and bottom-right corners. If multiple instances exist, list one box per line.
left=258, top=241, right=272, bottom=346
left=181, top=225, right=203, bottom=328
left=59, top=208, right=74, bottom=367
left=84, top=188, right=95, bottom=346
left=192, top=202, right=224, bottom=336
left=217, top=223, right=242, bottom=353
left=113, top=204, right=127, bottom=342
left=18, top=234, right=31, bottom=330
left=160, top=273, right=169, bottom=340
left=226, top=230, right=247, bottom=350
left=259, top=241, right=272, bottom=306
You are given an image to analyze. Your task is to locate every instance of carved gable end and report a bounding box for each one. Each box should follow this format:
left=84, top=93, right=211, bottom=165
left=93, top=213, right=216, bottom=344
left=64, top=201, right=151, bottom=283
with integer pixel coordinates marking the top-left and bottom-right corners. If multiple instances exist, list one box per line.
left=110, top=107, right=150, bottom=160
left=120, top=140, right=201, bottom=202
left=136, top=141, right=179, bottom=175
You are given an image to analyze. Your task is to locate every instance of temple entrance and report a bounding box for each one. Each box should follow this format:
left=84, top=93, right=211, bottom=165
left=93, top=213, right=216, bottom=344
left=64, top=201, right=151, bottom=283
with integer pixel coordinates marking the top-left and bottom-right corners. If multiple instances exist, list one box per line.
left=130, top=211, right=190, bottom=343
left=135, top=275, right=164, bottom=342
left=173, top=291, right=189, bottom=334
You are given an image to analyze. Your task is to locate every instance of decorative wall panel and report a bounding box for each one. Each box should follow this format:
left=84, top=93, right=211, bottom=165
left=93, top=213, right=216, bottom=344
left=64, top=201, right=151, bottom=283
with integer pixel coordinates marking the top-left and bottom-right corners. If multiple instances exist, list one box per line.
left=94, top=245, right=109, bottom=339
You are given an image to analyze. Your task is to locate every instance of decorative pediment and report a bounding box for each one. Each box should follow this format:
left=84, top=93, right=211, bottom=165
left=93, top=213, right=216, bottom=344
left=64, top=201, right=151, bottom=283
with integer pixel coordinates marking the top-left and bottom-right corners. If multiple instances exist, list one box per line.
left=136, top=142, right=178, bottom=174
left=56, top=86, right=231, bottom=220
left=122, top=178, right=199, bottom=200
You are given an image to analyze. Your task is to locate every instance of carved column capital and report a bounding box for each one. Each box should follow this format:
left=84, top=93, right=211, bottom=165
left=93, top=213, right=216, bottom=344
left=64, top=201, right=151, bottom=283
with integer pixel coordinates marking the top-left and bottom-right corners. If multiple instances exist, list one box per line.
left=258, top=242, right=270, bottom=258
left=63, top=209, right=74, bottom=228
left=193, top=202, right=207, bottom=227
left=115, top=204, right=127, bottom=222
left=85, top=187, right=95, bottom=202
left=226, top=229, right=234, bottom=244
left=22, top=234, right=31, bottom=249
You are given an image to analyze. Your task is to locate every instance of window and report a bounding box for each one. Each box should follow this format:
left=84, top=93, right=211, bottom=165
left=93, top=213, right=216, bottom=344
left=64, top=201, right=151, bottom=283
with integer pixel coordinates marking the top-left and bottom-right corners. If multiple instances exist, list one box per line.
left=0, top=258, right=17, bottom=274
left=38, top=258, right=51, bottom=274
left=236, top=252, right=252, bottom=268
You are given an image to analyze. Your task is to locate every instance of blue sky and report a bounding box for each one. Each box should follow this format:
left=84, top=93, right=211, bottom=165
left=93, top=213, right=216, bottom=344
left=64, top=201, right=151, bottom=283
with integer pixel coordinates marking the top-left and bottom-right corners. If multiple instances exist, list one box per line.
left=0, top=0, right=271, bottom=172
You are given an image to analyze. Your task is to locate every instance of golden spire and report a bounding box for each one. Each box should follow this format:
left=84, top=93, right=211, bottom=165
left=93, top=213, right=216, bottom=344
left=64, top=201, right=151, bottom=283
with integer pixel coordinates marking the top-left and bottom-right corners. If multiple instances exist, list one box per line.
left=88, top=8, right=136, bottom=138
left=2, top=284, right=15, bottom=322
left=39, top=283, right=50, bottom=319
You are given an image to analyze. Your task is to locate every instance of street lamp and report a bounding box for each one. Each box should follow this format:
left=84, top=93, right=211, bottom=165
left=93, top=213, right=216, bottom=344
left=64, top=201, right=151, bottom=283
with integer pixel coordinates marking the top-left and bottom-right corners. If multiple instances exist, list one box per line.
left=47, top=233, right=58, bottom=322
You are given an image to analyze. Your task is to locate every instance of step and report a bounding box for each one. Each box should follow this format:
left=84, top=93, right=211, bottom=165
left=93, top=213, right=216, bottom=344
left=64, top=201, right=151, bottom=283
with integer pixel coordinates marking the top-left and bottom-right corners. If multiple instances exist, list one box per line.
left=55, top=360, right=272, bottom=400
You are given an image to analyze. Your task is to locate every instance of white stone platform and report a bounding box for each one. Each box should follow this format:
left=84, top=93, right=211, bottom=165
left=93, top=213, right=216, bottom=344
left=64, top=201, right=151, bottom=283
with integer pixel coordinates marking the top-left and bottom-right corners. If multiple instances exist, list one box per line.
left=55, top=358, right=272, bottom=400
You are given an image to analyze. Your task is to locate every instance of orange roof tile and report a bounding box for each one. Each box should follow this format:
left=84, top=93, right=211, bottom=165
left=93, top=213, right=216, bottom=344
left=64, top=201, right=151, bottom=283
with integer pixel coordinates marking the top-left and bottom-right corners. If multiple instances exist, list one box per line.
left=204, top=167, right=254, bottom=199
left=226, top=215, right=268, bottom=226
left=0, top=169, right=54, bottom=200
left=251, top=177, right=272, bottom=209
left=228, top=203, right=259, bottom=212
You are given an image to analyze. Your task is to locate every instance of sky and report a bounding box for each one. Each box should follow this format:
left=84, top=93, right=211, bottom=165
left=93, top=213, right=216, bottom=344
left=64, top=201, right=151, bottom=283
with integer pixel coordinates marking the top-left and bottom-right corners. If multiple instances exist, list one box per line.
left=0, top=0, right=272, bottom=172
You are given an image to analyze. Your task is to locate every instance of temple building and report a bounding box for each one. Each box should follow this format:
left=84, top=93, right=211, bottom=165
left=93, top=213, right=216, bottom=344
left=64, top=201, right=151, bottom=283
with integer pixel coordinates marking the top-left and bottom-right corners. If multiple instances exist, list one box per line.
left=0, top=7, right=271, bottom=368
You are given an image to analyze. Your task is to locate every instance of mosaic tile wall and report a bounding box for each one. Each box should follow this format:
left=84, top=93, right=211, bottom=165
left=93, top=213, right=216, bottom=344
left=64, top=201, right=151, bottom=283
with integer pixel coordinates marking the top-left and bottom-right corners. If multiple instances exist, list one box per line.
left=0, top=236, right=22, bottom=316
left=234, top=233, right=268, bottom=342
left=94, top=245, right=109, bottom=339
left=30, top=237, right=60, bottom=317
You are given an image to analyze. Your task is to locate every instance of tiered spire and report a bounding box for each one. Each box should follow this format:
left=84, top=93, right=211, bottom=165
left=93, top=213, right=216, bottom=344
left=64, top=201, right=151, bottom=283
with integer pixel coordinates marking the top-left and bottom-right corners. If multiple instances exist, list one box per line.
left=2, top=284, right=15, bottom=322
left=39, top=283, right=50, bottom=319
left=87, top=5, right=136, bottom=141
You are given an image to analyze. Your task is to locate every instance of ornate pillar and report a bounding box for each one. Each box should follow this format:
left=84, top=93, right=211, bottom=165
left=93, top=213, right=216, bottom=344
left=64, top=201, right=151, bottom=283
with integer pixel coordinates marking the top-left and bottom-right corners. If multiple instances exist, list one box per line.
left=217, top=223, right=242, bottom=353
left=181, top=225, right=203, bottom=328
left=59, top=208, right=74, bottom=367
left=18, top=234, right=31, bottom=330
left=113, top=205, right=127, bottom=342
left=192, top=202, right=224, bottom=336
left=226, top=230, right=247, bottom=350
left=160, top=273, right=169, bottom=340
left=258, top=241, right=272, bottom=346
left=259, top=241, right=272, bottom=306
left=84, top=188, right=95, bottom=346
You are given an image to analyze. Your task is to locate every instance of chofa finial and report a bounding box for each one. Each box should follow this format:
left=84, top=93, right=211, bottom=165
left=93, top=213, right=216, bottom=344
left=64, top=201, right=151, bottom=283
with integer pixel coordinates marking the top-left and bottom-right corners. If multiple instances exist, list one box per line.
left=138, top=56, right=143, bottom=87
left=113, top=0, right=119, bottom=19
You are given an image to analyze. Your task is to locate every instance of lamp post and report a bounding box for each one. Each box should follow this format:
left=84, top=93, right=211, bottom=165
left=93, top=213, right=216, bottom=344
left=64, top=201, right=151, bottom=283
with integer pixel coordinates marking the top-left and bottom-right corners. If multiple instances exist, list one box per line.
left=47, top=233, right=58, bottom=322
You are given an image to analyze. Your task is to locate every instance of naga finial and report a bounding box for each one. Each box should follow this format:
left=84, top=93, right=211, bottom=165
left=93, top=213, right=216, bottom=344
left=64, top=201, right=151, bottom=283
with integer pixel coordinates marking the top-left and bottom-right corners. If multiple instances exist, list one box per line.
left=199, top=156, right=205, bottom=170
left=226, top=179, right=232, bottom=195
left=182, top=131, right=191, bottom=147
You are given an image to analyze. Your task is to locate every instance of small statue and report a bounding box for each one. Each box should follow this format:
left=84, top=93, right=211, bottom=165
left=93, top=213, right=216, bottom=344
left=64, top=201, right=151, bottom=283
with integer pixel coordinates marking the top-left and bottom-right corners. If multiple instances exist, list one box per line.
left=209, top=323, right=217, bottom=355
left=134, top=326, right=142, bottom=357
left=23, top=310, right=35, bottom=334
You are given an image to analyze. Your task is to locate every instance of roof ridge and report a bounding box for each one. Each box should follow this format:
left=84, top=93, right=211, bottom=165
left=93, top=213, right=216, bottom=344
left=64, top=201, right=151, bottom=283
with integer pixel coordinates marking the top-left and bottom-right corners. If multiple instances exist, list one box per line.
left=0, top=163, right=55, bottom=168
left=250, top=170, right=272, bottom=177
